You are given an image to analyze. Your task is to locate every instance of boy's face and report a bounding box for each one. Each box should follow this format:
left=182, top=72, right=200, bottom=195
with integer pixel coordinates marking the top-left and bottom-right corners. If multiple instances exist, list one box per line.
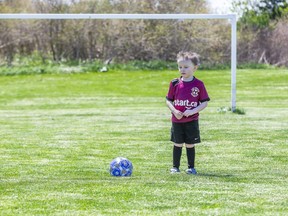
left=177, top=59, right=197, bottom=79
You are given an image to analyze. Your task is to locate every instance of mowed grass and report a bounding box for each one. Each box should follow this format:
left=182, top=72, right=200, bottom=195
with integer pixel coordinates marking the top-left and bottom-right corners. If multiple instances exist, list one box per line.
left=0, top=68, right=287, bottom=215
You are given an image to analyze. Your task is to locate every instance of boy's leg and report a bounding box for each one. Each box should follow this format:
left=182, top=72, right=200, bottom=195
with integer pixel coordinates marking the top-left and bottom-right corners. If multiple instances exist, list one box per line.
left=173, top=143, right=183, bottom=169
left=185, top=144, right=195, bottom=168
left=183, top=121, right=200, bottom=174
left=170, top=122, right=184, bottom=172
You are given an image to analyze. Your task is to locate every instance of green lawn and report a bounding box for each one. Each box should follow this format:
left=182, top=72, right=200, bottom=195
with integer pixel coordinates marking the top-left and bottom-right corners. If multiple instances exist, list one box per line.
left=0, top=69, right=287, bottom=215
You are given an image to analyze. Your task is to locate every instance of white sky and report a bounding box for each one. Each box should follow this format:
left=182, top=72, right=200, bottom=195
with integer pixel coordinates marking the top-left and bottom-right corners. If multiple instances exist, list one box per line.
left=207, top=0, right=234, bottom=14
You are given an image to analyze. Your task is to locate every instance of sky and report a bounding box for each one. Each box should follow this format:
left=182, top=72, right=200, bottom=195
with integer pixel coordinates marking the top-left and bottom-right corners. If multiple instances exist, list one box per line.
left=207, top=0, right=234, bottom=14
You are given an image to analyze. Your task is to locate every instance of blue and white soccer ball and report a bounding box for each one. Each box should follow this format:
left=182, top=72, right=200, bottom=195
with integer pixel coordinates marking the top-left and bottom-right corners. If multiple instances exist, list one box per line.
left=110, top=157, right=133, bottom=177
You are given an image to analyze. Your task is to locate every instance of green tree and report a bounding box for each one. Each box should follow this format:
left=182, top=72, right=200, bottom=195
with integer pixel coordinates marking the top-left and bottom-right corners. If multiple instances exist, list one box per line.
left=234, top=0, right=288, bottom=28
left=258, top=0, right=288, bottom=20
left=233, top=0, right=288, bottom=66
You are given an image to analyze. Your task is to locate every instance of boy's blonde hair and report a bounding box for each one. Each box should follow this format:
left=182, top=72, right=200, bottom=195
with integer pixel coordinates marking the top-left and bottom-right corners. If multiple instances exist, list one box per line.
left=177, top=51, right=200, bottom=66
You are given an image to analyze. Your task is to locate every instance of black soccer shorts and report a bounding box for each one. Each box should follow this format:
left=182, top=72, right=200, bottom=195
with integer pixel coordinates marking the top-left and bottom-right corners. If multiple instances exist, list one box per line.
left=170, top=120, right=201, bottom=144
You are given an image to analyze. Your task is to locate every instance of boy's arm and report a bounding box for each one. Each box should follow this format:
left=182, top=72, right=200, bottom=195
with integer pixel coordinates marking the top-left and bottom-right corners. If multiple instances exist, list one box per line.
left=166, top=99, right=183, bottom=120
left=183, top=101, right=208, bottom=117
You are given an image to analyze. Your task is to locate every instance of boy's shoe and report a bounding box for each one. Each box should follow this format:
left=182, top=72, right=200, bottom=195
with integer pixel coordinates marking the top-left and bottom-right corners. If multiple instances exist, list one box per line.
left=186, top=168, right=197, bottom=175
left=170, top=167, right=180, bottom=173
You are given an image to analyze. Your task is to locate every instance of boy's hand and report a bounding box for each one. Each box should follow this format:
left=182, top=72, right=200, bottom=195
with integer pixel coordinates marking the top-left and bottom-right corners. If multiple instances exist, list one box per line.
left=183, top=109, right=194, bottom=117
left=173, top=110, right=183, bottom=120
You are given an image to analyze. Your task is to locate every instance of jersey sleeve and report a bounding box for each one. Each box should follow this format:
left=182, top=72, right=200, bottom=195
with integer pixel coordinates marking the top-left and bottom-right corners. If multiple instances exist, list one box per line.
left=166, top=81, right=175, bottom=102
left=199, top=82, right=210, bottom=103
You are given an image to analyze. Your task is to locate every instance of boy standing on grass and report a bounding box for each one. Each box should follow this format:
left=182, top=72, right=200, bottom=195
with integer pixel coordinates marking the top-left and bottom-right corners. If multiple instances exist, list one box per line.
left=166, top=51, right=210, bottom=174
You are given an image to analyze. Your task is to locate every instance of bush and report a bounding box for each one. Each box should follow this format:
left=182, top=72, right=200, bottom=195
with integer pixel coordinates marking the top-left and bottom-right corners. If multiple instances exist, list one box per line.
left=0, top=58, right=280, bottom=76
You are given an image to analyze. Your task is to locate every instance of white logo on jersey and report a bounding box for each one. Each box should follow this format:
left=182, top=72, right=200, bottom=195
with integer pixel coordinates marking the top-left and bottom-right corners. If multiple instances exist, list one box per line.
left=174, top=99, right=198, bottom=108
left=191, top=87, right=199, bottom=97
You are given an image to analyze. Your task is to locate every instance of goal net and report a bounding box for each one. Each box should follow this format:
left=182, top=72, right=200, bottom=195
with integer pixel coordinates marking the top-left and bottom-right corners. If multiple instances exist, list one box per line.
left=0, top=13, right=237, bottom=111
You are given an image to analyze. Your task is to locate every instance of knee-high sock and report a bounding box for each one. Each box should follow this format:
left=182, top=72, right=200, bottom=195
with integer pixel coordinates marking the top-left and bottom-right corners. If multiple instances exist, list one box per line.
left=186, top=147, right=195, bottom=168
left=173, top=146, right=182, bottom=168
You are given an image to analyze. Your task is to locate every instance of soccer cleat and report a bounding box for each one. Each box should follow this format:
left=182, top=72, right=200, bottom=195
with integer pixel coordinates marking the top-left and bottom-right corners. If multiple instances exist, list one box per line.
left=170, top=167, right=180, bottom=173
left=186, top=168, right=197, bottom=175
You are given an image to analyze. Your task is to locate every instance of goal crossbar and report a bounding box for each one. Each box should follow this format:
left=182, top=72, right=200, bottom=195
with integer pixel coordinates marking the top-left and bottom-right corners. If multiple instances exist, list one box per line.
left=0, top=13, right=237, bottom=111
left=0, top=13, right=235, bottom=20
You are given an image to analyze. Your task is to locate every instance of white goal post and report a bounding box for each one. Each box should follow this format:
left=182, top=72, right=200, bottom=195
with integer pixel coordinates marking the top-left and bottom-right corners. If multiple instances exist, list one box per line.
left=0, top=13, right=237, bottom=111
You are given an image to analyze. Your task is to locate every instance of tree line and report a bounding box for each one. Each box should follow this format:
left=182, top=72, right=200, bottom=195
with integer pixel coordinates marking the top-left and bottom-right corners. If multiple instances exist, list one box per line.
left=234, top=0, right=288, bottom=67
left=0, top=0, right=287, bottom=67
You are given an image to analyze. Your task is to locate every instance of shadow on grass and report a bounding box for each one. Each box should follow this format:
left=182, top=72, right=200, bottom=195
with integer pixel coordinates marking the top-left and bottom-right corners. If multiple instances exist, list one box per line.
left=197, top=172, right=250, bottom=183
left=197, top=173, right=233, bottom=178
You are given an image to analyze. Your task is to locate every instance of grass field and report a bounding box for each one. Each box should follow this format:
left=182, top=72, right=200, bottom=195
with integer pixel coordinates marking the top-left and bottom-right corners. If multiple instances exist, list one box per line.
left=0, top=68, right=287, bottom=215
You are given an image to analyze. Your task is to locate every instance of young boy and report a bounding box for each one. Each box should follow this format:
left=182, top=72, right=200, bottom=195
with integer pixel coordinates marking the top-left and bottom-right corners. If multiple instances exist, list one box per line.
left=166, top=51, right=210, bottom=174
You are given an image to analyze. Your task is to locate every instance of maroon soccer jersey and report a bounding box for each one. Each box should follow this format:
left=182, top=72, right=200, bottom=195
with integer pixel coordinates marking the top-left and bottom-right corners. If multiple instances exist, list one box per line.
left=166, top=77, right=210, bottom=123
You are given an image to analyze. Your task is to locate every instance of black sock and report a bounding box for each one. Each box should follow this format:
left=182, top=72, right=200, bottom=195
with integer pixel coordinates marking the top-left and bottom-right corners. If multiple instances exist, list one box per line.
left=186, top=147, right=195, bottom=168
left=173, top=146, right=182, bottom=168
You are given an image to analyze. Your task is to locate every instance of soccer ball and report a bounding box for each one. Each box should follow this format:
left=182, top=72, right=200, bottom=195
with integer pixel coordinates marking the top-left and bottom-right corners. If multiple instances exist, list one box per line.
left=109, top=157, right=133, bottom=177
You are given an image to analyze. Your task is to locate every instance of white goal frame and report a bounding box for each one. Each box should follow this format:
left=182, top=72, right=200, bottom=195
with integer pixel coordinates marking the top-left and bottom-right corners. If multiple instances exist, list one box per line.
left=0, top=13, right=237, bottom=111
